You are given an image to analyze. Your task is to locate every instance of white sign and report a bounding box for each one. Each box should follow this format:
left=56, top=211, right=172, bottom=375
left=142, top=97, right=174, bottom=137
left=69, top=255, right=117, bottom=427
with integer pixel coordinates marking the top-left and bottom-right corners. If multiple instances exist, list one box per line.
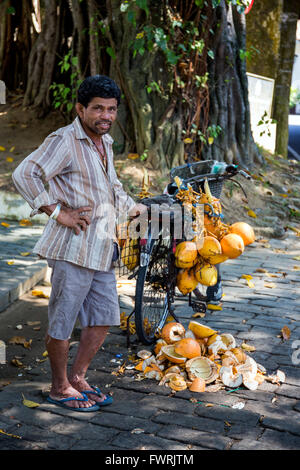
left=0, top=81, right=5, bottom=104
left=247, top=72, right=276, bottom=153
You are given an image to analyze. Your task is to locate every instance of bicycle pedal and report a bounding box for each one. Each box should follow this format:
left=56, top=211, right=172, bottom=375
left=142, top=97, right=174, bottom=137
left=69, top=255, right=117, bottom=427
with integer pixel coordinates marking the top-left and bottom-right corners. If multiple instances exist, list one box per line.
left=190, top=300, right=206, bottom=313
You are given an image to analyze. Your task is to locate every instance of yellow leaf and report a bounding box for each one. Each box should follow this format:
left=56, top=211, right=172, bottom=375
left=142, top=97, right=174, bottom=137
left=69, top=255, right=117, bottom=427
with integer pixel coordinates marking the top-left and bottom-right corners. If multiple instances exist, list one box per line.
left=264, top=282, right=276, bottom=289
left=1, top=222, right=10, bottom=227
left=246, top=279, right=255, bottom=288
left=205, top=403, right=214, bottom=407
left=19, top=219, right=32, bottom=226
left=206, top=304, right=222, bottom=311
left=42, top=351, right=48, bottom=357
left=247, top=210, right=257, bottom=218
left=0, top=429, right=22, bottom=439
left=281, top=325, right=291, bottom=341
left=241, top=274, right=253, bottom=280
left=293, top=256, right=300, bottom=261
left=6, top=261, right=14, bottom=265
left=136, top=31, right=145, bottom=39
left=22, top=394, right=40, bottom=408
left=9, top=146, right=15, bottom=152
left=127, top=153, right=139, bottom=160
left=20, top=252, right=30, bottom=257
left=31, top=290, right=49, bottom=299
left=241, top=343, right=256, bottom=352
left=192, top=312, right=206, bottom=318
left=6, top=157, right=14, bottom=162
left=0, top=146, right=5, bottom=151
left=183, top=137, right=193, bottom=144
left=208, top=137, right=214, bottom=145
left=279, top=193, right=288, bottom=198
left=11, top=358, right=23, bottom=367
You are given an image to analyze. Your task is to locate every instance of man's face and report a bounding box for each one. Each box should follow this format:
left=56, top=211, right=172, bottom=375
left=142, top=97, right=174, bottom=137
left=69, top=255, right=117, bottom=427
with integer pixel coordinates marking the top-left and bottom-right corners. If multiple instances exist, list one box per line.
left=76, top=96, right=118, bottom=137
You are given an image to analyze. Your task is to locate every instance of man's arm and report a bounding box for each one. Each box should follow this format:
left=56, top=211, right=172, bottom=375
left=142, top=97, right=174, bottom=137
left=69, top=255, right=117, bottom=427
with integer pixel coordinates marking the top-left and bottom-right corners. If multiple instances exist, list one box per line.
left=12, top=134, right=71, bottom=217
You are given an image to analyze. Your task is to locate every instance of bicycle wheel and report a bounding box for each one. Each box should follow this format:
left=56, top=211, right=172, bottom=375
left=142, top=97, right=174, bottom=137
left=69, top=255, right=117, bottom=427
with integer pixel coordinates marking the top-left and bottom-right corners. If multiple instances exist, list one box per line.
left=135, top=233, right=174, bottom=345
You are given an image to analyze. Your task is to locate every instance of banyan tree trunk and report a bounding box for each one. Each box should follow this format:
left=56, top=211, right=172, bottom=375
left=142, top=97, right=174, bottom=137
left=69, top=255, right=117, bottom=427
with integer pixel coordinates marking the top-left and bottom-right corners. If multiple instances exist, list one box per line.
left=23, top=0, right=61, bottom=115
left=203, top=2, right=262, bottom=168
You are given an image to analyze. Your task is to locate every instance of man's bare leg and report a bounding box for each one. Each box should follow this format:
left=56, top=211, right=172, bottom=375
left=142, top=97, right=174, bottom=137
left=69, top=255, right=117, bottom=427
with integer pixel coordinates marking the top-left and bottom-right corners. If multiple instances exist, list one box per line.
left=46, top=333, right=96, bottom=409
left=68, top=325, right=109, bottom=403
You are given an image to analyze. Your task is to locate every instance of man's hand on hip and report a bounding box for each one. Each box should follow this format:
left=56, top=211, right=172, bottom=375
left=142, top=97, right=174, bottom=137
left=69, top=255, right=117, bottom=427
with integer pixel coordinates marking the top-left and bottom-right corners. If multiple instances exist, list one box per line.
left=41, top=204, right=92, bottom=235
left=128, top=203, right=148, bottom=218
left=57, top=206, right=92, bottom=235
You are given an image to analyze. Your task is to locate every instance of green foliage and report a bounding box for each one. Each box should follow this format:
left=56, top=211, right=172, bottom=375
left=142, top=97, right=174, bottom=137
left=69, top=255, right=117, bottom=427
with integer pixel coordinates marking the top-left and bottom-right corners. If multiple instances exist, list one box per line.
left=49, top=52, right=82, bottom=117
left=257, top=111, right=277, bottom=138
left=289, top=87, right=300, bottom=108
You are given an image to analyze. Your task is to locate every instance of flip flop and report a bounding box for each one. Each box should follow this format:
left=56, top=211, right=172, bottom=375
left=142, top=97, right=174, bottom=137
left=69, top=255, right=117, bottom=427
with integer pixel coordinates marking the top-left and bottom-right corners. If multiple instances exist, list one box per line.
left=47, top=392, right=100, bottom=412
left=81, top=386, right=113, bottom=406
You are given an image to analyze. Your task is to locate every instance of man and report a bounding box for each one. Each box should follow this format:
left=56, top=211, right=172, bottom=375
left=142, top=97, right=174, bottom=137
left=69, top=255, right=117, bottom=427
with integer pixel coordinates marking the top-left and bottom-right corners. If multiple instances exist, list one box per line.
left=13, top=75, right=146, bottom=411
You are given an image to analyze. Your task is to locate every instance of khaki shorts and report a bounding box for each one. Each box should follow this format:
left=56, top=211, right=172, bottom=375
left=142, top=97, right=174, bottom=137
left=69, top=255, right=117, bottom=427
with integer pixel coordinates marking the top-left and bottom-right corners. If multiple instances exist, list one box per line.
left=47, top=259, right=120, bottom=340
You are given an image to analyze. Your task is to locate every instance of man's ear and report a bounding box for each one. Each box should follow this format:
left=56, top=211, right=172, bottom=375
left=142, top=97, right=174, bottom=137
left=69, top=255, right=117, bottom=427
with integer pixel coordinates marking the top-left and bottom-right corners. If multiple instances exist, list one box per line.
left=75, top=102, right=84, bottom=116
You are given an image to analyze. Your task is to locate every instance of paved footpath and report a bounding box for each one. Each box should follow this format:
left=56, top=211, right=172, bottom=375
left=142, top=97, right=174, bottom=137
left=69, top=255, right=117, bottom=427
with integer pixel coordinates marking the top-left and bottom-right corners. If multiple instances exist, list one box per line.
left=0, top=221, right=300, bottom=452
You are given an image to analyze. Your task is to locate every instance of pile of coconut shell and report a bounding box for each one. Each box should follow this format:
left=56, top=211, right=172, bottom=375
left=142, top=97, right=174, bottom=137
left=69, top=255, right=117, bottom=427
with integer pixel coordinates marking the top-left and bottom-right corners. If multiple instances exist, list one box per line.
left=133, top=321, right=285, bottom=393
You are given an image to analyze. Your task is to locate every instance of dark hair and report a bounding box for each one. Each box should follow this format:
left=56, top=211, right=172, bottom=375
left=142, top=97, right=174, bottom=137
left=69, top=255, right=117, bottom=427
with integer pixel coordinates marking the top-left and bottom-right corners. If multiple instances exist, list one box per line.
left=77, top=75, right=121, bottom=107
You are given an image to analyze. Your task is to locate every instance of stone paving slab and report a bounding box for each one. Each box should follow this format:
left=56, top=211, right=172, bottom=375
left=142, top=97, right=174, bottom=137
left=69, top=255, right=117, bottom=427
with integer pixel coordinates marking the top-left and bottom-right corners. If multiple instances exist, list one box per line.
left=0, top=232, right=300, bottom=451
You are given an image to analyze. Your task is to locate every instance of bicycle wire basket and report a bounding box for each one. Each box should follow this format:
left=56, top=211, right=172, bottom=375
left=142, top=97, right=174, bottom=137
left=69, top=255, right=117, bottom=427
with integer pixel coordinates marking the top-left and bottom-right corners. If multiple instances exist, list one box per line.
left=115, top=220, right=141, bottom=277
left=170, top=160, right=224, bottom=199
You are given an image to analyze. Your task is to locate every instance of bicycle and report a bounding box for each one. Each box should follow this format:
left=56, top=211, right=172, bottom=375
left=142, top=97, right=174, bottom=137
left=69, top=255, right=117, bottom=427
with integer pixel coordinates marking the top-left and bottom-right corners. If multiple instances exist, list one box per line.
left=118, top=160, right=251, bottom=346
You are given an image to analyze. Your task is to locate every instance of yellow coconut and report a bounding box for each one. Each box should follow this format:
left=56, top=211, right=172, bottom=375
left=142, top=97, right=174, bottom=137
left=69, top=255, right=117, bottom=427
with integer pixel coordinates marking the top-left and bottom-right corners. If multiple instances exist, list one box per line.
left=198, top=236, right=222, bottom=259
left=194, top=261, right=218, bottom=286
left=161, top=344, right=187, bottom=364
left=220, top=233, right=244, bottom=259
left=207, top=253, right=228, bottom=265
left=120, top=238, right=139, bottom=270
left=230, top=222, right=255, bottom=246
left=174, top=338, right=201, bottom=359
left=189, top=377, right=206, bottom=392
left=175, top=241, right=198, bottom=268
left=176, top=268, right=199, bottom=295
left=188, top=320, right=217, bottom=339
left=161, top=322, right=186, bottom=344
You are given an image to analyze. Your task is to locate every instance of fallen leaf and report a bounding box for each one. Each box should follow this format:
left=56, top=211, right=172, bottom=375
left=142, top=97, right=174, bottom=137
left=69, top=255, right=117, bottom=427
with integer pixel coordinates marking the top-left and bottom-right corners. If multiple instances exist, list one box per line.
left=20, top=252, right=31, bottom=256
left=192, top=312, right=206, bottom=317
left=224, top=421, right=231, bottom=427
left=206, top=304, right=222, bottom=311
left=22, top=394, right=40, bottom=408
left=0, top=429, right=22, bottom=439
left=19, top=219, right=32, bottom=226
left=1, top=222, right=10, bottom=227
left=6, top=157, right=13, bottom=162
left=247, top=209, right=257, bottom=218
left=255, top=268, right=269, bottom=273
left=281, top=325, right=291, bottom=341
left=127, top=153, right=139, bottom=160
left=11, top=358, right=23, bottom=367
left=246, top=279, right=255, bottom=288
left=9, top=146, right=15, bottom=152
left=0, top=146, right=5, bottom=151
left=6, top=261, right=14, bottom=265
left=293, top=256, right=300, bottom=261
left=9, top=336, right=32, bottom=349
left=205, top=403, right=214, bottom=407
left=241, top=274, right=253, bottom=280
left=264, top=282, right=276, bottom=289
left=31, top=290, right=49, bottom=299
left=26, top=321, right=40, bottom=326
left=293, top=266, right=300, bottom=271
left=241, top=343, right=256, bottom=352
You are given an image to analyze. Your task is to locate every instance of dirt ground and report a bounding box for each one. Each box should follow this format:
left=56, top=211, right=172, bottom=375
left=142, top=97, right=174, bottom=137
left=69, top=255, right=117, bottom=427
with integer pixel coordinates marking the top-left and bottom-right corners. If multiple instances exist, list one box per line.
left=1, top=92, right=300, bottom=238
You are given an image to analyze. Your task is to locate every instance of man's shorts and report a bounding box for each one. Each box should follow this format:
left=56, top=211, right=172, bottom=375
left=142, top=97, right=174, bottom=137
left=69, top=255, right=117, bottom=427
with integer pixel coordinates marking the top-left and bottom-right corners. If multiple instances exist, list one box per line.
left=47, top=259, right=120, bottom=340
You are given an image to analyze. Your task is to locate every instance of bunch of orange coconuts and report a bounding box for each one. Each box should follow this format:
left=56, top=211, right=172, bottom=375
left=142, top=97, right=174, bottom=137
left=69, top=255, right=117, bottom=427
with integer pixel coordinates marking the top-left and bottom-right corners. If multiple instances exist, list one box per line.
left=175, top=186, right=256, bottom=295
left=134, top=320, right=268, bottom=393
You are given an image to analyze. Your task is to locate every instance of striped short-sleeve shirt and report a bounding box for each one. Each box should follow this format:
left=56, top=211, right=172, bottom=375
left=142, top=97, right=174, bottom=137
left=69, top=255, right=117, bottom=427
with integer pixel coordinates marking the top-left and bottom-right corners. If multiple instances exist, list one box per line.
left=12, top=116, right=136, bottom=271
